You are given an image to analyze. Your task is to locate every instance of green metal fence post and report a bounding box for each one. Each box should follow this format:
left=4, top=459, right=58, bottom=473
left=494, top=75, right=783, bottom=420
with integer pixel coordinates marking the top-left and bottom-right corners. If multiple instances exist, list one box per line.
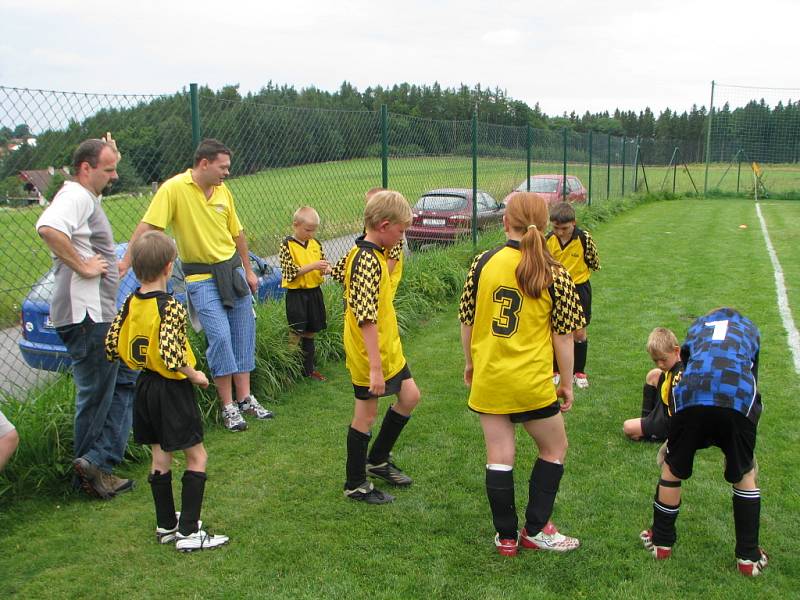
left=633, top=136, right=640, bottom=192
left=736, top=149, right=742, bottom=193
left=606, top=134, right=611, bottom=200
left=472, top=112, right=478, bottom=247
left=587, top=130, right=593, bottom=206
left=381, top=104, right=388, bottom=188
left=703, top=80, right=715, bottom=196
left=526, top=124, right=532, bottom=191
left=673, top=147, right=678, bottom=193
left=562, top=127, right=568, bottom=201
left=621, top=138, right=626, bottom=197
left=190, top=83, right=201, bottom=149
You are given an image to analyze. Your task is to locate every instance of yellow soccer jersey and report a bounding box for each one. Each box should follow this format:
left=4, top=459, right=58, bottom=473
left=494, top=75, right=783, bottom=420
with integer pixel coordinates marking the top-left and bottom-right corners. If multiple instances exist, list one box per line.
left=105, top=291, right=196, bottom=380
left=386, top=239, right=404, bottom=297
left=279, top=237, right=326, bottom=289
left=659, top=361, right=683, bottom=416
left=342, top=239, right=406, bottom=386
left=546, top=227, right=600, bottom=285
left=459, top=241, right=585, bottom=414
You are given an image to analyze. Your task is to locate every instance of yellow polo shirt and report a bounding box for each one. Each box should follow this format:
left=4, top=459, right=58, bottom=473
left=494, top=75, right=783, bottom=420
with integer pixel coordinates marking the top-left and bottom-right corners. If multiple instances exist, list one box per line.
left=143, top=170, right=243, bottom=281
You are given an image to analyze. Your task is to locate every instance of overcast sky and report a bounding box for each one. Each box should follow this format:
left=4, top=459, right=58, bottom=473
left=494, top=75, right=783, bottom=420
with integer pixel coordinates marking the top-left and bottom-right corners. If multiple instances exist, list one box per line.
left=2, top=0, right=799, bottom=118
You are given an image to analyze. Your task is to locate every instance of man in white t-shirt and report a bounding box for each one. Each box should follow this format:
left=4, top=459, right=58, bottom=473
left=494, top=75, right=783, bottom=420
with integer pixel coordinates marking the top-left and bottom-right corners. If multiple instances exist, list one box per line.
left=36, top=137, right=136, bottom=500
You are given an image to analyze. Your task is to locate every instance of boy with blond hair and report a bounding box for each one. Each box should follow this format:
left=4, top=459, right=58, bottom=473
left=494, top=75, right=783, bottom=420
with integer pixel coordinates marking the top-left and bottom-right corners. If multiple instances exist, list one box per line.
left=105, top=230, right=228, bottom=552
left=333, top=191, right=421, bottom=504
left=623, top=328, right=683, bottom=442
left=546, top=202, right=600, bottom=388
left=279, top=206, right=330, bottom=380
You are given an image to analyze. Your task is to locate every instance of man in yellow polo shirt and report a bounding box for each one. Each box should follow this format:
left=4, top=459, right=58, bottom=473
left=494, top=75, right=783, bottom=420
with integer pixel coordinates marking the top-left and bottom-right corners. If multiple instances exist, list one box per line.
left=120, top=139, right=272, bottom=431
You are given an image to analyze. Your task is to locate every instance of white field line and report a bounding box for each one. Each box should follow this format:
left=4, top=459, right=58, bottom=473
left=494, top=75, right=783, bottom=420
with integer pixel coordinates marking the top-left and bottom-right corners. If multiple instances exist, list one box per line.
left=756, top=202, right=800, bottom=373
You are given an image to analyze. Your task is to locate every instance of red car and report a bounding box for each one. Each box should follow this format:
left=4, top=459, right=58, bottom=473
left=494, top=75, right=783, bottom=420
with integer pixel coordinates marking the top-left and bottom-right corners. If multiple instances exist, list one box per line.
left=503, top=175, right=587, bottom=206
left=406, top=188, right=504, bottom=248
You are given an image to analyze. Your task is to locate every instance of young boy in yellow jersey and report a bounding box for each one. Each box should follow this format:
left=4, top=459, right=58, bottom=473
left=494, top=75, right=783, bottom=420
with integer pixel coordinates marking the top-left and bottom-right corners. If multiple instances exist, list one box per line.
left=546, top=202, right=600, bottom=388
left=333, top=191, right=421, bottom=504
left=105, top=230, right=229, bottom=552
left=279, top=206, right=331, bottom=381
left=365, top=187, right=404, bottom=297
left=623, top=328, right=683, bottom=442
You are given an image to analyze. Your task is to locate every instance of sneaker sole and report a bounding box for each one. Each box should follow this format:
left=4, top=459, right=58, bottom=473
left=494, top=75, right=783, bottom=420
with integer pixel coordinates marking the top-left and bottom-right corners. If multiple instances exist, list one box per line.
left=177, top=540, right=229, bottom=553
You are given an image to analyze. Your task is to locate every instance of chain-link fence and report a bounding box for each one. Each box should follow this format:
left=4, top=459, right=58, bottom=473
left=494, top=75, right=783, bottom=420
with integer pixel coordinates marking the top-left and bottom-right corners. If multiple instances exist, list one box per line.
left=704, top=82, right=800, bottom=196
left=0, top=84, right=708, bottom=398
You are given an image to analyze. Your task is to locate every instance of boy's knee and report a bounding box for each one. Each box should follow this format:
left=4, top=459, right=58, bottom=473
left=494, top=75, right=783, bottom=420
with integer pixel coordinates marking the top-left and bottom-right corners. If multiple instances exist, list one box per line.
left=622, top=419, right=642, bottom=440
left=646, top=368, right=661, bottom=386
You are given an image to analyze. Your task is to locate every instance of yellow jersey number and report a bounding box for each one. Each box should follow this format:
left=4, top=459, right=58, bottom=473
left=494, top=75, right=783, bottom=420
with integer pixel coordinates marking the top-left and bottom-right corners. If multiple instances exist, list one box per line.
left=492, top=286, right=522, bottom=338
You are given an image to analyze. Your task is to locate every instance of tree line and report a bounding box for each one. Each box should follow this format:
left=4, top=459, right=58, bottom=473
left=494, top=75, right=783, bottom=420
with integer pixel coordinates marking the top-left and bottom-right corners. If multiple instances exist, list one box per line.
left=1, top=82, right=798, bottom=197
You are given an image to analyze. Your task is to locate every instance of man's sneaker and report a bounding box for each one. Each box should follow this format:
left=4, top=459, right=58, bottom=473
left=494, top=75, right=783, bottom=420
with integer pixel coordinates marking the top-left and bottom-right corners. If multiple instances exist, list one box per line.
left=366, top=460, right=412, bottom=487
left=102, top=472, right=134, bottom=495
left=737, top=549, right=768, bottom=577
left=344, top=481, right=395, bottom=504
left=495, top=533, right=519, bottom=557
left=573, top=373, right=590, bottom=389
left=73, top=457, right=116, bottom=500
left=222, top=404, right=248, bottom=431
left=520, top=522, right=580, bottom=552
left=175, top=529, right=229, bottom=552
left=640, top=529, right=672, bottom=559
left=552, top=372, right=561, bottom=386
left=308, top=371, right=327, bottom=382
left=155, top=512, right=203, bottom=545
left=238, top=395, right=274, bottom=419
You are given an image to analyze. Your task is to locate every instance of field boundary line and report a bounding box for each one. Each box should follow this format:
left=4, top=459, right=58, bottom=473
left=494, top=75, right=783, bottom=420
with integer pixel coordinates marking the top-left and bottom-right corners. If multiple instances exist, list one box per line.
left=756, top=202, right=800, bottom=373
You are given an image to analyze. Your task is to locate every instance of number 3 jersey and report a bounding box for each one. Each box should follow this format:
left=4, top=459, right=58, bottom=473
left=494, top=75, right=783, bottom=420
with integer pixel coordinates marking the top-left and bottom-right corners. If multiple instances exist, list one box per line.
left=459, top=241, right=586, bottom=414
left=105, top=290, right=196, bottom=380
left=674, top=307, right=762, bottom=423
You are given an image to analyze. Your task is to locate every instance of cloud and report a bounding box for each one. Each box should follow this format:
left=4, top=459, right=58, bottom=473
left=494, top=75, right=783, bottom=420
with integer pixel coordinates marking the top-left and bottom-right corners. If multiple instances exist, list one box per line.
left=481, top=29, right=522, bottom=46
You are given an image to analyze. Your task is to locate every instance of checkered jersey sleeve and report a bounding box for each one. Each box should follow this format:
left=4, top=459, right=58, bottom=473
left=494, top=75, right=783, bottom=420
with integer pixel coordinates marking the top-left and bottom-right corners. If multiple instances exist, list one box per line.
left=459, top=251, right=487, bottom=325
left=330, top=253, right=348, bottom=283
left=159, top=298, right=190, bottom=370
left=318, top=240, right=327, bottom=263
left=279, top=239, right=299, bottom=281
left=550, top=266, right=586, bottom=334
left=387, top=240, right=404, bottom=261
left=104, top=305, right=125, bottom=362
left=583, top=230, right=600, bottom=271
left=349, top=249, right=382, bottom=325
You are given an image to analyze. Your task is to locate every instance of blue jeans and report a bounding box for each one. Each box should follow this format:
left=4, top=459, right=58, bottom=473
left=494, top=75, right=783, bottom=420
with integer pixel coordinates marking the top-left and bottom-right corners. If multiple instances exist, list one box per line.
left=187, top=269, right=255, bottom=378
left=58, top=318, right=136, bottom=472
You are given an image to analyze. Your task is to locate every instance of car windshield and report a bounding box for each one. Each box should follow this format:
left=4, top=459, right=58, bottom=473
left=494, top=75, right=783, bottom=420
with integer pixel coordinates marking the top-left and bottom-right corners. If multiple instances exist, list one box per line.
left=517, top=179, right=559, bottom=193
left=415, top=195, right=467, bottom=211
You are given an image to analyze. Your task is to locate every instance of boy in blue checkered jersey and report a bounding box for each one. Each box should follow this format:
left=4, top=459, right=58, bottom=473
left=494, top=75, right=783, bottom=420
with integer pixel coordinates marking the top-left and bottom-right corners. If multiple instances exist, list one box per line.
left=639, top=307, right=768, bottom=576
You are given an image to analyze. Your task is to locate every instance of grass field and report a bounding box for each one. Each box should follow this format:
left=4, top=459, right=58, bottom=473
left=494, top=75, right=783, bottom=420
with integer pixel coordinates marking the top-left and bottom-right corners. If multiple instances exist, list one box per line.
left=1, top=197, right=798, bottom=599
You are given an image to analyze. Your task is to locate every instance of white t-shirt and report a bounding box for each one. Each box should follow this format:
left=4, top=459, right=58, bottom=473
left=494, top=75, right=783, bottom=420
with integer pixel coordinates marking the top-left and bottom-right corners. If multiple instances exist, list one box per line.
left=35, top=181, right=119, bottom=327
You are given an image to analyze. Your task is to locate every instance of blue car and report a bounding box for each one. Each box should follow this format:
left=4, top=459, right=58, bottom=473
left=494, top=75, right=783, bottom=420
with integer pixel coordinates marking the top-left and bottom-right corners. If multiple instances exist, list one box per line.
left=18, top=244, right=284, bottom=372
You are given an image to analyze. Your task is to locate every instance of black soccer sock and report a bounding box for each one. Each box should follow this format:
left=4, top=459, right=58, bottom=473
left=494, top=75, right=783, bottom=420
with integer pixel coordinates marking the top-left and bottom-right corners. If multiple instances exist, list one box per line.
left=178, top=470, right=207, bottom=536
left=574, top=340, right=588, bottom=374
left=346, top=426, right=371, bottom=490
left=486, top=466, right=518, bottom=539
left=301, top=337, right=315, bottom=376
left=641, top=384, right=658, bottom=418
left=524, top=458, right=564, bottom=535
left=733, top=487, right=761, bottom=561
left=651, top=484, right=680, bottom=547
left=148, top=470, right=176, bottom=530
left=367, top=406, right=410, bottom=466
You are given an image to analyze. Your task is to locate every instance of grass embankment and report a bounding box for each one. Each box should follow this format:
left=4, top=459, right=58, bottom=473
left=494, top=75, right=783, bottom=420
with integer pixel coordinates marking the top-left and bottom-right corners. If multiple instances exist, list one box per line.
left=1, top=195, right=798, bottom=598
